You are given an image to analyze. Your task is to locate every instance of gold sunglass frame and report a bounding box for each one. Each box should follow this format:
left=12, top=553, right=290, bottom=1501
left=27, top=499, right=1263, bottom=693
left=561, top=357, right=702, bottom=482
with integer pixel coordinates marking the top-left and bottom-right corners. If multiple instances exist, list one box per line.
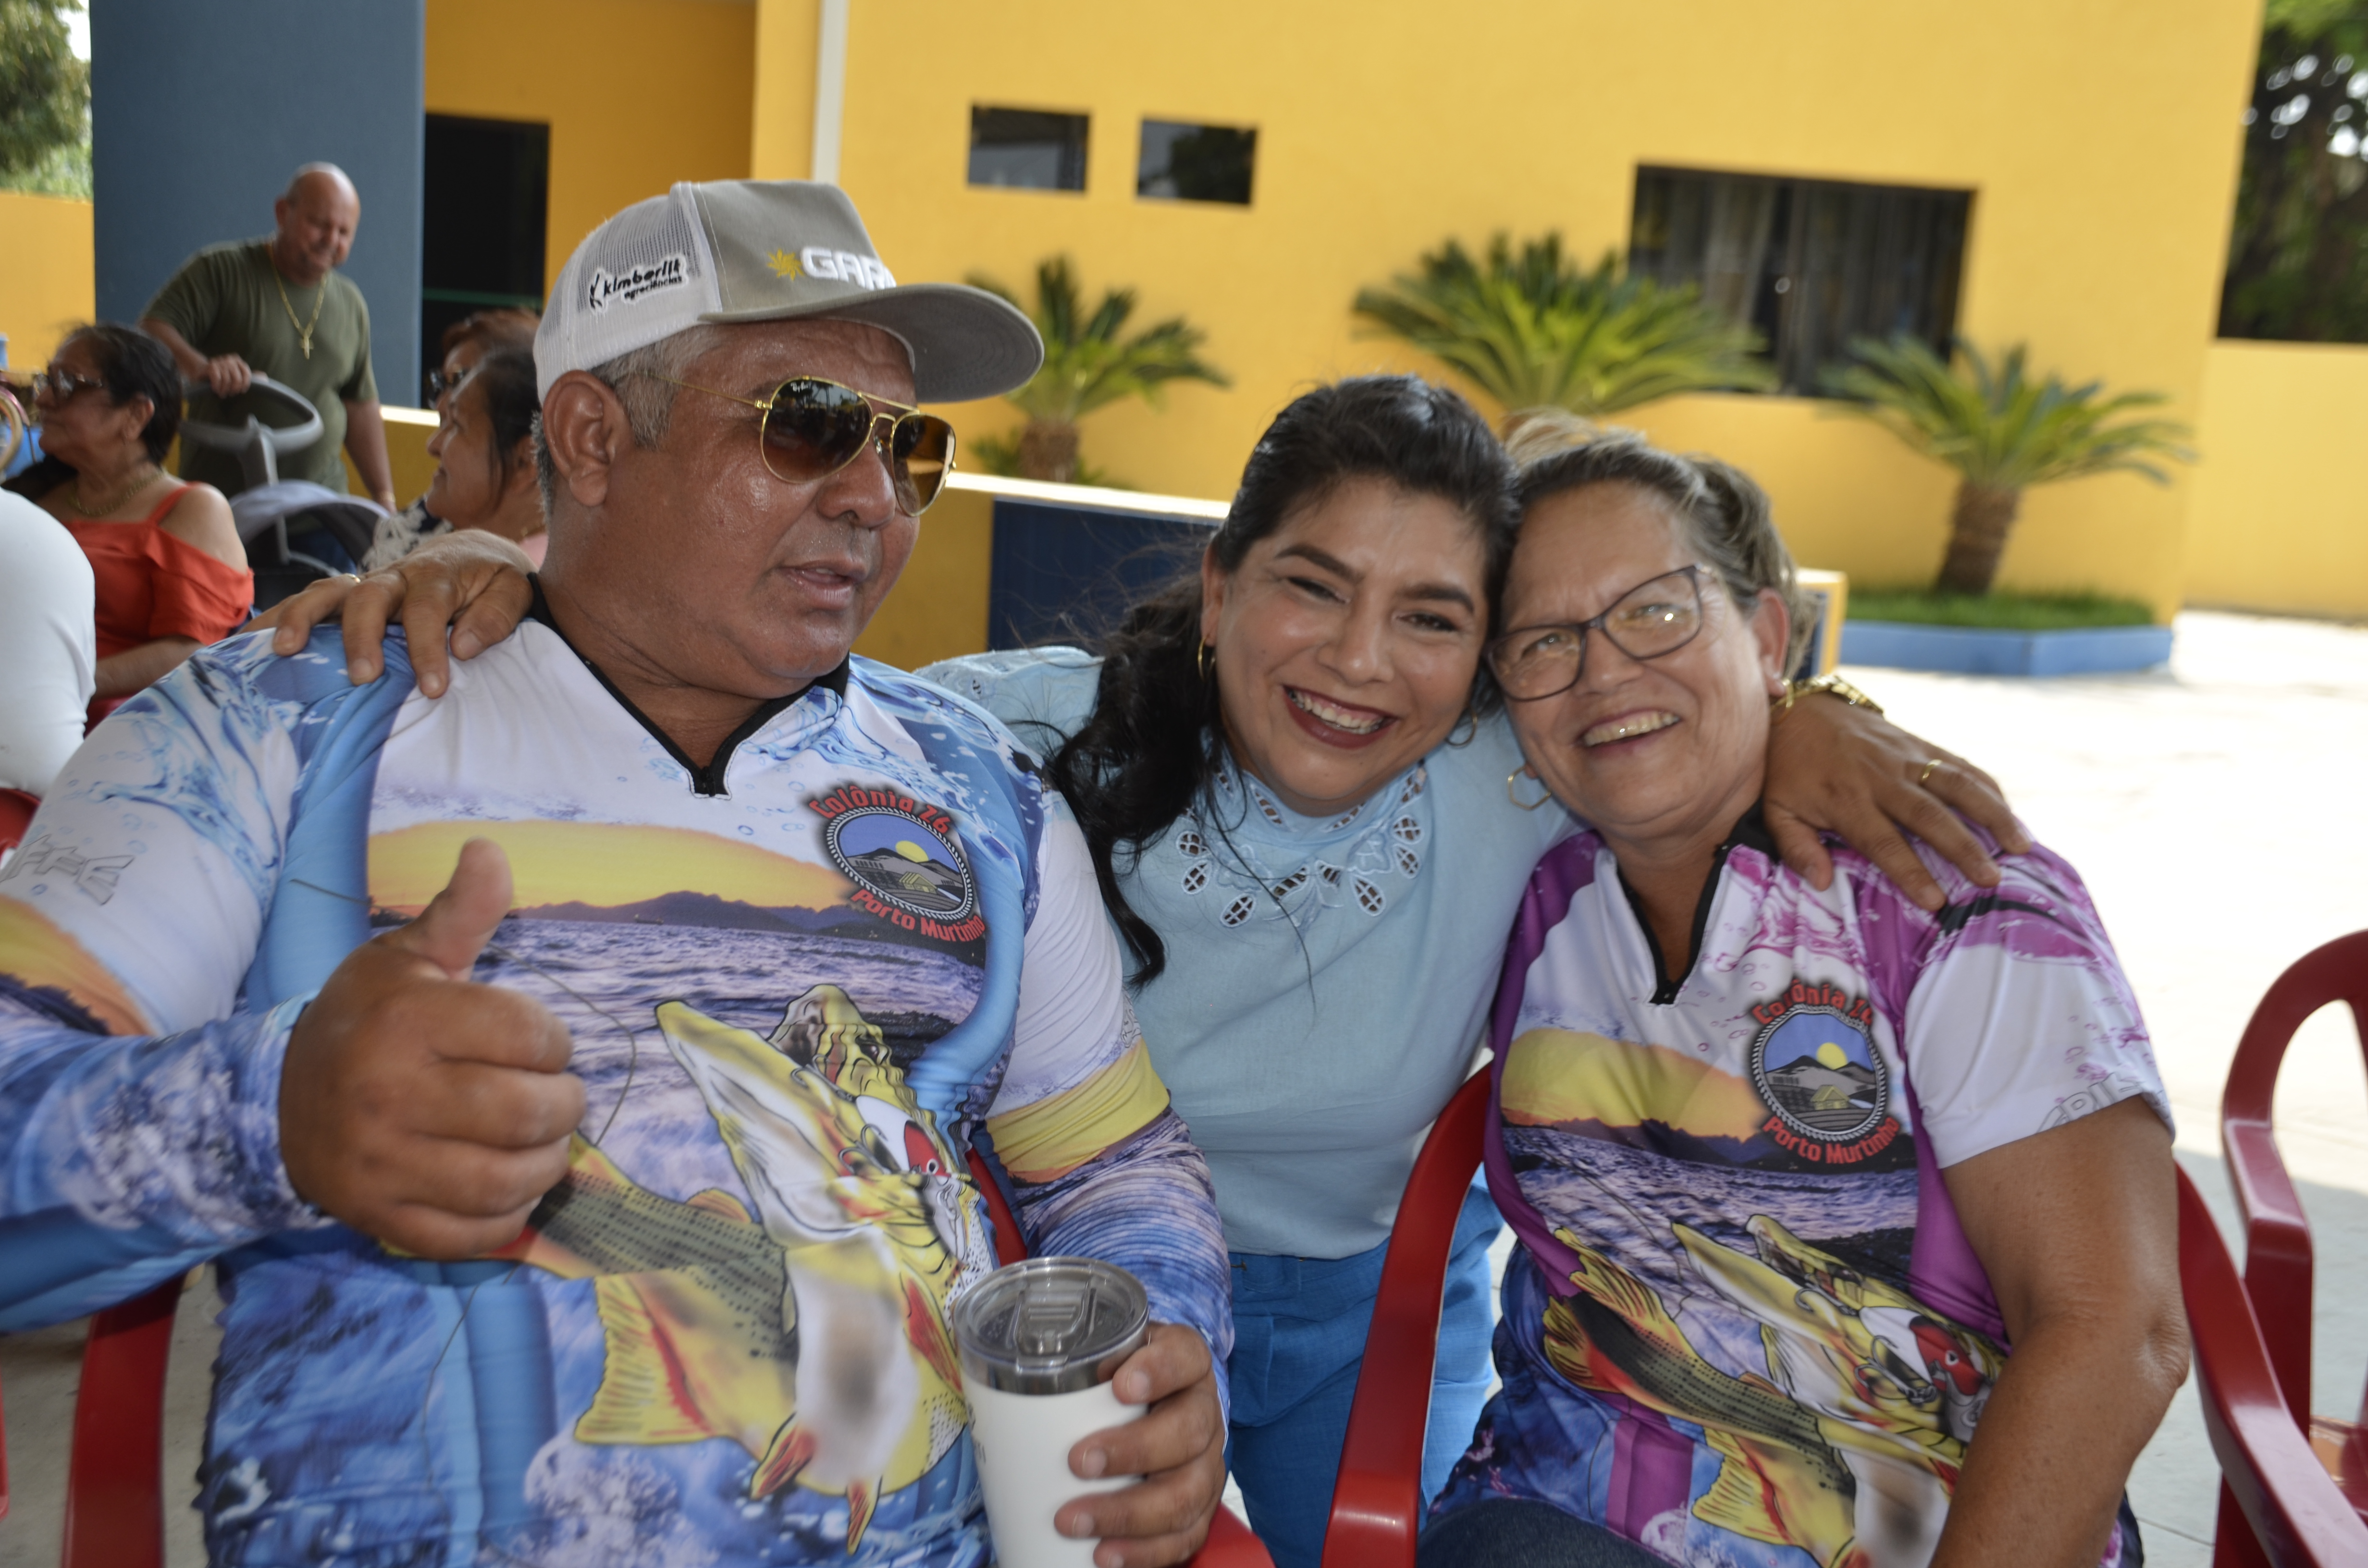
left=642, top=372, right=958, bottom=516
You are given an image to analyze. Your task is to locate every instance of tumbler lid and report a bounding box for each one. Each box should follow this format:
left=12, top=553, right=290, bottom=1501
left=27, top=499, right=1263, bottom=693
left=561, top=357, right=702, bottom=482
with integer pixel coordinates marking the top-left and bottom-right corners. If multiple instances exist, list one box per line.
left=953, top=1258, right=1149, bottom=1395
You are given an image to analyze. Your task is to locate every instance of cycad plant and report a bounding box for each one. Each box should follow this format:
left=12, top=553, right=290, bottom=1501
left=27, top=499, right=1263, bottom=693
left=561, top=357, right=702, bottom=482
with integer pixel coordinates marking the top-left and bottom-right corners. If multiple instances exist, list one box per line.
left=1825, top=337, right=2195, bottom=596
left=1351, top=233, right=1775, bottom=420
left=966, top=256, right=1228, bottom=484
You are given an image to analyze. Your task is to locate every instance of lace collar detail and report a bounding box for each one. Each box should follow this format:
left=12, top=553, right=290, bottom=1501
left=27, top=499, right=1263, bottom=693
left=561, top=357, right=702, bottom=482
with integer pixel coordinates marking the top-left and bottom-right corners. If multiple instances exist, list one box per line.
left=1171, top=761, right=1429, bottom=928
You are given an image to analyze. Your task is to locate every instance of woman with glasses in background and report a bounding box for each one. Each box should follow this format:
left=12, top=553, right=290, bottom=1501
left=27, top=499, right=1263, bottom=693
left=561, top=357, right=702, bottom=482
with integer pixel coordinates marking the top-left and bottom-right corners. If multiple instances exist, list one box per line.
left=362, top=307, right=541, bottom=571
left=4, top=324, right=249, bottom=727
left=1420, top=425, right=2181, bottom=1568
left=251, top=374, right=2022, bottom=1568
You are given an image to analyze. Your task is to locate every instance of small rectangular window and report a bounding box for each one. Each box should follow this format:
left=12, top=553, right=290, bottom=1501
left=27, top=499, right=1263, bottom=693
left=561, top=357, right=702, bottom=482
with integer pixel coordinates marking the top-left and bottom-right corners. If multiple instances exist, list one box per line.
left=969, top=107, right=1089, bottom=192
left=1138, top=120, right=1256, bottom=205
left=1629, top=166, right=1971, bottom=394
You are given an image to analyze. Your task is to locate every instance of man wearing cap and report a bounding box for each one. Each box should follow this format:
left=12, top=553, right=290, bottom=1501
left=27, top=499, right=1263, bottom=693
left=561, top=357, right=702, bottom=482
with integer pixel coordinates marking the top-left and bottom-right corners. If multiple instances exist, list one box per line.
left=0, top=182, right=1232, bottom=1567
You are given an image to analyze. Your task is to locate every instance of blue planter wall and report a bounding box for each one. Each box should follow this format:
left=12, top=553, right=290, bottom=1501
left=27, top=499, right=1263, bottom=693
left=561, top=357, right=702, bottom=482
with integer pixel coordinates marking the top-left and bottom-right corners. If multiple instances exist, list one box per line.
left=1841, top=621, right=2174, bottom=676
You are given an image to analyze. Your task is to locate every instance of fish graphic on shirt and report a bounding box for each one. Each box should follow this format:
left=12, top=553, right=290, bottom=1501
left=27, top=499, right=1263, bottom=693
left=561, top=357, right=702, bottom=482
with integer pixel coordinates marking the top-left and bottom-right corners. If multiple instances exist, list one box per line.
left=494, top=983, right=992, bottom=1550
left=1541, top=1217, right=2001, bottom=1568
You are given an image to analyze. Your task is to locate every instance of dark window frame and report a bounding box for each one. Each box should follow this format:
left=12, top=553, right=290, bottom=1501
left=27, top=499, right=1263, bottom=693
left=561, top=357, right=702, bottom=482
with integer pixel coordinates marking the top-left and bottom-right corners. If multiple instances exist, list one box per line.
left=968, top=106, right=1091, bottom=194
left=420, top=113, right=550, bottom=393
left=1137, top=119, right=1257, bottom=206
left=1629, top=166, right=1973, bottom=395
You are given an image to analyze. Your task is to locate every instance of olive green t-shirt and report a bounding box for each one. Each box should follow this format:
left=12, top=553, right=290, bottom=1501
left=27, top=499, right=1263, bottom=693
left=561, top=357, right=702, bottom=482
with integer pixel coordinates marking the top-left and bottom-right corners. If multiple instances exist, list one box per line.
left=144, top=238, right=378, bottom=495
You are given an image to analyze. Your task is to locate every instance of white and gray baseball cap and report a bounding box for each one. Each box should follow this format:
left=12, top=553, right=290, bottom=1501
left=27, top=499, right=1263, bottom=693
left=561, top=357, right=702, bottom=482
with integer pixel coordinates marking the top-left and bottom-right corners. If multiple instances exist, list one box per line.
left=535, top=179, right=1043, bottom=403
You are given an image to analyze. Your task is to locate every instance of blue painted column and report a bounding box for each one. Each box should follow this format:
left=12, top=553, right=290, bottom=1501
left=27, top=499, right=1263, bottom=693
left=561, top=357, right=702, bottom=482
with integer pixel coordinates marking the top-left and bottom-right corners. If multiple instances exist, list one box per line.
left=90, top=0, right=425, bottom=409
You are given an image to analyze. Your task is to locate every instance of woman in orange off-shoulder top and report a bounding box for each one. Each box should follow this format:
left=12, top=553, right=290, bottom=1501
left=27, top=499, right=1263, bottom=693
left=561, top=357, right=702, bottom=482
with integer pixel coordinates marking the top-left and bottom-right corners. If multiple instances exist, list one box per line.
left=17, top=324, right=251, bottom=728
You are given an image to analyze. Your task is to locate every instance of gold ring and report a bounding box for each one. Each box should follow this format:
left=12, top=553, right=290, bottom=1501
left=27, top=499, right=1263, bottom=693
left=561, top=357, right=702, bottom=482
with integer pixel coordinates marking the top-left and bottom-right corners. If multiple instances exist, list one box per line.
left=1917, top=758, right=1945, bottom=786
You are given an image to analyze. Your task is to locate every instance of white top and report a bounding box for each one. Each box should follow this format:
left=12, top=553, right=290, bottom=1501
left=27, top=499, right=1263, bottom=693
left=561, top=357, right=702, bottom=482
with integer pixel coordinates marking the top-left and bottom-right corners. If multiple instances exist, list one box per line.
left=0, top=490, right=96, bottom=794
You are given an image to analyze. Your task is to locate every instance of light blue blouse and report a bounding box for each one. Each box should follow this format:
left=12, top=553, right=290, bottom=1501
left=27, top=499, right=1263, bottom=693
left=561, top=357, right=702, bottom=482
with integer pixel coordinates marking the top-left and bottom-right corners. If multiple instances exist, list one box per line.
left=923, top=649, right=1571, bottom=1258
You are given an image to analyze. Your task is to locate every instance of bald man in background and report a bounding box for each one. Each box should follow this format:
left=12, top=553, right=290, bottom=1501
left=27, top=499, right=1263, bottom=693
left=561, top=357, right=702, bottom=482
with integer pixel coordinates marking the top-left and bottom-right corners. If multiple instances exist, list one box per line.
left=143, top=163, right=398, bottom=513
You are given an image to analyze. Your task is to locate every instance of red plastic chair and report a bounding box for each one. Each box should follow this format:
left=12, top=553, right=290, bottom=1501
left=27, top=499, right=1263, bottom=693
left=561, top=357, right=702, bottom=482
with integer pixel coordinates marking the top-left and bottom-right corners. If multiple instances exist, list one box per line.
left=2187, top=930, right=2368, bottom=1567
left=1320, top=1070, right=1492, bottom=1568
left=0, top=787, right=37, bottom=852
left=967, top=1152, right=1275, bottom=1568
left=61, top=1274, right=186, bottom=1568
left=0, top=785, right=34, bottom=1522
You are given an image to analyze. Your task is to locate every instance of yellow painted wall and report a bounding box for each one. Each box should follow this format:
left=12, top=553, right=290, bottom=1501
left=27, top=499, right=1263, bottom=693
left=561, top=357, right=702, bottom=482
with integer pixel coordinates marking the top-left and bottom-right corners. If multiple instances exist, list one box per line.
left=2183, top=341, right=2368, bottom=619
left=755, top=0, right=2259, bottom=618
left=425, top=0, right=757, bottom=298
left=343, top=405, right=441, bottom=506
left=0, top=192, right=95, bottom=370
left=750, top=0, right=819, bottom=185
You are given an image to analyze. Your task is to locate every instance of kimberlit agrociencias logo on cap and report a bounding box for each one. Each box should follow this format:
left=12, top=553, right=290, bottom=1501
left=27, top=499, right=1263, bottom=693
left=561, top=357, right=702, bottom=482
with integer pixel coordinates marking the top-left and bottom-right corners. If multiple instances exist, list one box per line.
left=585, top=252, right=691, bottom=313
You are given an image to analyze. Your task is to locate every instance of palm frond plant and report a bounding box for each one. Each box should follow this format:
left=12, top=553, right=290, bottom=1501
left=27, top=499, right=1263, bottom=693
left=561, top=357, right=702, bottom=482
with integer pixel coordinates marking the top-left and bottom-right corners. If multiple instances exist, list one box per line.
left=1824, top=337, right=2195, bottom=596
left=965, top=256, right=1229, bottom=484
left=1351, top=233, right=1776, bottom=421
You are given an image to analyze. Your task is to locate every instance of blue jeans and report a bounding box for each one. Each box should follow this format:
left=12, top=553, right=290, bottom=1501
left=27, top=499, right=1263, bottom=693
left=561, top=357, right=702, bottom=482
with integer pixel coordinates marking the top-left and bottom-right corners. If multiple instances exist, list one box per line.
left=1224, top=1186, right=1502, bottom=1568
left=1418, top=1500, right=1666, bottom=1567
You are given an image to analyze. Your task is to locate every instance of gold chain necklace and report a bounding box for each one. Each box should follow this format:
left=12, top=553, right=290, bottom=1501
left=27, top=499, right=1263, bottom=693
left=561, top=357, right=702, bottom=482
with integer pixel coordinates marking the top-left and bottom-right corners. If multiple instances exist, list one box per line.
left=71, top=461, right=162, bottom=517
left=271, top=252, right=329, bottom=360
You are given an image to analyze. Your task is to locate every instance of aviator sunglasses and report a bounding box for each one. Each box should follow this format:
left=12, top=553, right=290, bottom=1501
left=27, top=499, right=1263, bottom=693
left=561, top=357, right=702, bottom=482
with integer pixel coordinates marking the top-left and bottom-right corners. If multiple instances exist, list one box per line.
left=637, top=373, right=957, bottom=516
left=1486, top=564, right=1710, bottom=701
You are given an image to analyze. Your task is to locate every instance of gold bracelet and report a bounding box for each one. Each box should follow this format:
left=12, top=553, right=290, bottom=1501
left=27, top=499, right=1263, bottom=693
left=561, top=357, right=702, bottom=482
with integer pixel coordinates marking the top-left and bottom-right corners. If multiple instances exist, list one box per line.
left=1773, top=672, right=1884, bottom=715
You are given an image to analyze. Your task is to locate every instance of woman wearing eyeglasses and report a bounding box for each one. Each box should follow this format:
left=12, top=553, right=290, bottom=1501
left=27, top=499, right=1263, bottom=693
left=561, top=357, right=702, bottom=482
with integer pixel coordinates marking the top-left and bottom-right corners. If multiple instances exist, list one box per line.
left=362, top=309, right=542, bottom=572
left=1419, top=428, right=2181, bottom=1568
left=255, top=374, right=2021, bottom=1568
left=359, top=347, right=548, bottom=573
left=5, top=324, right=250, bottom=727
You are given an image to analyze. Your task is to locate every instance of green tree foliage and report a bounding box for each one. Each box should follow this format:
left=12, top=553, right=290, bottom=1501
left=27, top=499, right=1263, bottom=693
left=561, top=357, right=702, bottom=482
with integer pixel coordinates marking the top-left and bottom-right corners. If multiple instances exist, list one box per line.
left=0, top=0, right=89, bottom=197
left=965, top=256, right=1228, bottom=484
left=1351, top=233, right=1774, bottom=421
left=2219, top=0, right=2368, bottom=341
left=1824, top=337, right=2194, bottom=595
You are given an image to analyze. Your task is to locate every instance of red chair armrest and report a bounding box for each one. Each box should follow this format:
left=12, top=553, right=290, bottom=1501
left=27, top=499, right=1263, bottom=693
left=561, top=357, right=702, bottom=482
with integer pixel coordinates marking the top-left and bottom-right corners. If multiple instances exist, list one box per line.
left=63, top=1274, right=185, bottom=1568
left=2177, top=1167, right=2368, bottom=1566
left=1321, top=1071, right=1492, bottom=1568
left=1195, top=1501, right=1276, bottom=1568
left=0, top=788, right=38, bottom=855
left=2223, top=1115, right=2316, bottom=1427
left=2219, top=930, right=2368, bottom=1428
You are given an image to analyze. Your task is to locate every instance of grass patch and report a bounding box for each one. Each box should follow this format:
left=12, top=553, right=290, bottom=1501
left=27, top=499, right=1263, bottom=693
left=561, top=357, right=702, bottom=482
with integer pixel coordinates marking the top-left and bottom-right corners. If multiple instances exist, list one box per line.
left=1846, top=587, right=2156, bottom=631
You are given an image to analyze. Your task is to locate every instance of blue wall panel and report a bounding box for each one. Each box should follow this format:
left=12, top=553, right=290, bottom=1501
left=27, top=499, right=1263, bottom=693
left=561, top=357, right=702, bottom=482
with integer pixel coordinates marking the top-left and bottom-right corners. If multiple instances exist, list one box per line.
left=986, top=500, right=1215, bottom=652
left=90, top=0, right=425, bottom=408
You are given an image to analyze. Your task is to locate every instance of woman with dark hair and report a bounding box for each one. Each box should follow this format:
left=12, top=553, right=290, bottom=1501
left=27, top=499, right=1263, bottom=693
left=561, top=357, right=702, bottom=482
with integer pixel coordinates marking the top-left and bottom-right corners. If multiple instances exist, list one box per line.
left=255, top=373, right=2023, bottom=1568
left=364, top=310, right=543, bottom=570
left=363, top=348, right=546, bottom=571
left=8, top=323, right=248, bottom=726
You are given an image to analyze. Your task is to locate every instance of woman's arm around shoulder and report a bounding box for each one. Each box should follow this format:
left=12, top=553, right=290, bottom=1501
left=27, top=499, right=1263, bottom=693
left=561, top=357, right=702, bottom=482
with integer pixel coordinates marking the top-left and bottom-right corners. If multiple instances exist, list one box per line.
left=158, top=482, right=246, bottom=571
left=1762, top=684, right=2033, bottom=910
left=916, top=647, right=1105, bottom=755
left=254, top=528, right=536, bottom=695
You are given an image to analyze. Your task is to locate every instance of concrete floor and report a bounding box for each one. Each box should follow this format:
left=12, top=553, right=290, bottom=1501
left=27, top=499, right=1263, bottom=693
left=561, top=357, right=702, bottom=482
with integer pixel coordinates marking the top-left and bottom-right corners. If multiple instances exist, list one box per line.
left=4, top=609, right=2364, bottom=1566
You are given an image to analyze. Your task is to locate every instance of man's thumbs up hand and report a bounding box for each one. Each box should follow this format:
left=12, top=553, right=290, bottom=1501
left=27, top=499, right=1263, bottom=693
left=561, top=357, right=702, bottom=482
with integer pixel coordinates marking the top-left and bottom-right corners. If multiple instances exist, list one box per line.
left=281, top=838, right=585, bottom=1260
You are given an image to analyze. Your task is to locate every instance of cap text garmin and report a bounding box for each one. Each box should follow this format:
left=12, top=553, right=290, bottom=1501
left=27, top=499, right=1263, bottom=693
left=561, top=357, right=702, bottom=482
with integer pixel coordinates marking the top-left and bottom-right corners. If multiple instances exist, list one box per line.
left=802, top=246, right=897, bottom=290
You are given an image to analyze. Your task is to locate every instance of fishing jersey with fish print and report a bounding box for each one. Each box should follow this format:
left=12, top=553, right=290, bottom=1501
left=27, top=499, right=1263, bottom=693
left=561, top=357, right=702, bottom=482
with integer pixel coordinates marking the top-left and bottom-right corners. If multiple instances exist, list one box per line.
left=0, top=615, right=1231, bottom=1568
left=1434, top=811, right=2169, bottom=1568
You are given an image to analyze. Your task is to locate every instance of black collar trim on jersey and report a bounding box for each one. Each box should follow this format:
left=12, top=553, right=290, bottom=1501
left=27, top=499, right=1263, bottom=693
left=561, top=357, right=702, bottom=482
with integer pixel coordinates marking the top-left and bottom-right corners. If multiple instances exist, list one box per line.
left=1621, top=804, right=1778, bottom=1006
left=525, top=575, right=849, bottom=797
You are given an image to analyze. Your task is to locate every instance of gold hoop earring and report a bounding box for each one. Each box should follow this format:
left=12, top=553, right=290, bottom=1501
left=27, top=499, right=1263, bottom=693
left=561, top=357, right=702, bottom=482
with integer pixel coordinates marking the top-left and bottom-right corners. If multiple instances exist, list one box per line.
left=1196, top=642, right=1212, bottom=680
left=1508, top=767, right=1553, bottom=811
